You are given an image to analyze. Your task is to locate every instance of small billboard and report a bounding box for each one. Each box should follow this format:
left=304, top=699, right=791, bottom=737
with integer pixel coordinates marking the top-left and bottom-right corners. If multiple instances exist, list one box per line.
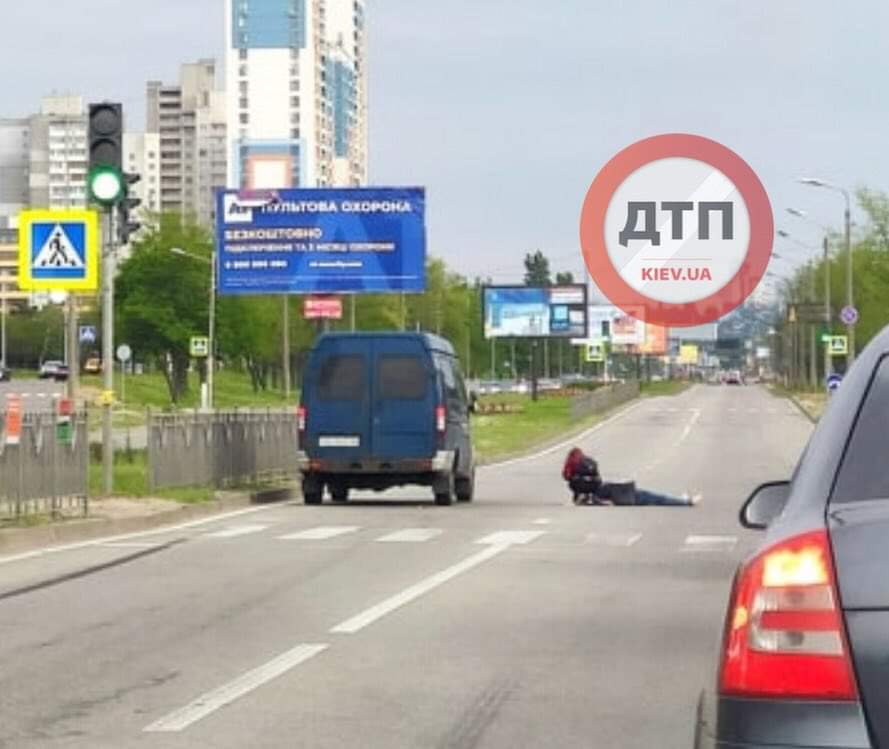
left=483, top=285, right=588, bottom=339
left=304, top=297, right=343, bottom=320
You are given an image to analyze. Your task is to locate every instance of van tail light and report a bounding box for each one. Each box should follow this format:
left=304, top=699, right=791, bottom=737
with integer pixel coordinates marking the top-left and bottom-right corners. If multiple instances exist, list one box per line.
left=297, top=405, right=307, bottom=434
left=719, top=529, right=858, bottom=701
left=435, top=405, right=447, bottom=435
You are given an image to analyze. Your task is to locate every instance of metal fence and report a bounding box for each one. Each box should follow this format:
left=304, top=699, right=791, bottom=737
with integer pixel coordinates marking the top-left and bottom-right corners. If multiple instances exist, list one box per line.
left=148, top=410, right=299, bottom=491
left=570, top=382, right=641, bottom=420
left=0, top=411, right=89, bottom=520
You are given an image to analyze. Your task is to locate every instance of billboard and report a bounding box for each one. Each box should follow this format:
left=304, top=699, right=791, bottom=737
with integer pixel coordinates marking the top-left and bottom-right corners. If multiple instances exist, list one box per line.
left=611, top=311, right=646, bottom=346
left=216, top=187, right=426, bottom=295
left=679, top=344, right=700, bottom=364
left=483, top=285, right=588, bottom=339
left=640, top=324, right=668, bottom=355
left=304, top=297, right=343, bottom=320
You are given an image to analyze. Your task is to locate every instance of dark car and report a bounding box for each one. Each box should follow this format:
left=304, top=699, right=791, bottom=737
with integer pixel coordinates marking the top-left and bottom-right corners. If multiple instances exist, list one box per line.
left=0, top=365, right=10, bottom=382
left=38, top=360, right=69, bottom=381
left=696, top=325, right=889, bottom=749
left=296, top=332, right=476, bottom=506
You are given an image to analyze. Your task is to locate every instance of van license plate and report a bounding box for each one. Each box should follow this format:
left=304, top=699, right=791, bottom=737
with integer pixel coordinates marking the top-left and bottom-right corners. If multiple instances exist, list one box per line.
left=319, top=436, right=360, bottom=448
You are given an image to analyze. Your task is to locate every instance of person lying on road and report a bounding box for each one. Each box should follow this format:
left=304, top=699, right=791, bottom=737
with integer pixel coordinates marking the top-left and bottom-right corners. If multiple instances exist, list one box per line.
left=562, top=447, right=701, bottom=507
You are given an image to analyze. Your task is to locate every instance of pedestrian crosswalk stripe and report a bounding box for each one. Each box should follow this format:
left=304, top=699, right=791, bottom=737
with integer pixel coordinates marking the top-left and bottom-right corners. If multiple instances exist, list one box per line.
left=377, top=528, right=443, bottom=543
left=278, top=526, right=360, bottom=541
left=476, top=530, right=545, bottom=546
left=205, top=524, right=268, bottom=539
left=682, top=535, right=737, bottom=552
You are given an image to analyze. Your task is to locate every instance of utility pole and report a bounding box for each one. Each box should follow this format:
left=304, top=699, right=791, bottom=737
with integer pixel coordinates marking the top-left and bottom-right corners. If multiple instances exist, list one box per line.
left=0, top=272, right=7, bottom=368
left=102, top=211, right=115, bottom=495
left=844, top=195, right=855, bottom=364
left=350, top=294, right=356, bottom=332
left=823, top=235, right=832, bottom=379
left=207, top=246, right=216, bottom=410
left=66, top=296, right=79, bottom=402
left=282, top=296, right=291, bottom=399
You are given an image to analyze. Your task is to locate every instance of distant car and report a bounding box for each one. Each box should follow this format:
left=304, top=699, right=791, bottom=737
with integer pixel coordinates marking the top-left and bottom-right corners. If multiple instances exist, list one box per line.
left=83, top=356, right=102, bottom=374
left=724, top=370, right=742, bottom=385
left=0, top=366, right=10, bottom=382
left=39, top=361, right=69, bottom=381
left=695, top=322, right=889, bottom=749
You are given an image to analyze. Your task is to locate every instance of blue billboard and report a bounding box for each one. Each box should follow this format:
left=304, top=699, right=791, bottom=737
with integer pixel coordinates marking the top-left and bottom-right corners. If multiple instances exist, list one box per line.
left=216, top=187, right=426, bottom=295
left=483, top=285, right=589, bottom=339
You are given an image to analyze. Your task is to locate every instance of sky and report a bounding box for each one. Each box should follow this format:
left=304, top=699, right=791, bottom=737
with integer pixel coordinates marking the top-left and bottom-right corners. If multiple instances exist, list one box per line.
left=2, top=0, right=887, bottom=287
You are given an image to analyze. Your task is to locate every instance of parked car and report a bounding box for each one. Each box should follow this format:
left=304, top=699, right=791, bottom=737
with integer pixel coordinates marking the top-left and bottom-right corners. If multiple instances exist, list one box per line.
left=83, top=356, right=102, bottom=374
left=38, top=361, right=69, bottom=381
left=0, top=365, right=10, bottom=382
left=296, top=332, right=476, bottom=506
left=695, top=322, right=889, bottom=748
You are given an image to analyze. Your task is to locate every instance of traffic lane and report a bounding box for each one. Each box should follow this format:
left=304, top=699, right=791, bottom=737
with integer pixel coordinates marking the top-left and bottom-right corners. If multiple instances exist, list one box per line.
left=0, top=511, right=565, bottom=747
left=165, top=514, right=743, bottom=748
left=0, top=378, right=64, bottom=411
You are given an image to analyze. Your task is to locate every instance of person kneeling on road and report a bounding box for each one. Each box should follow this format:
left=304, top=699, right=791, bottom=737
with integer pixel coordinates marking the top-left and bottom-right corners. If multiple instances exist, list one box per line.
left=562, top=447, right=700, bottom=507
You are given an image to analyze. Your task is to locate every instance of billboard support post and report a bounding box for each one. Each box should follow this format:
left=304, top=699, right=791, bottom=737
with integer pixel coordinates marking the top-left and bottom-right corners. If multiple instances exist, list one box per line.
left=282, top=296, right=291, bottom=400
left=531, top=340, right=540, bottom=402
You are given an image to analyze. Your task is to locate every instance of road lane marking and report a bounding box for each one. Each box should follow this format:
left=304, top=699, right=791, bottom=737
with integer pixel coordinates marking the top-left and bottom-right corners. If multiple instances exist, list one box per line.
left=682, top=535, right=737, bottom=553
left=331, top=532, right=545, bottom=634
left=678, top=408, right=702, bottom=444
left=204, top=524, right=268, bottom=539
left=483, top=400, right=644, bottom=469
left=533, top=518, right=551, bottom=525
left=586, top=532, right=642, bottom=547
left=278, top=526, right=360, bottom=541
left=97, top=541, right=164, bottom=549
left=144, top=644, right=328, bottom=733
left=476, top=530, right=545, bottom=546
left=0, top=503, right=294, bottom=567
left=728, top=408, right=737, bottom=413
left=377, top=528, right=443, bottom=543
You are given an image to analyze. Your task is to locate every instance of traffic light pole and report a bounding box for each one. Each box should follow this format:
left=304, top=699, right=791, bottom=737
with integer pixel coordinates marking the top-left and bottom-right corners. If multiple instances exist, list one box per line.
left=102, top=209, right=115, bottom=495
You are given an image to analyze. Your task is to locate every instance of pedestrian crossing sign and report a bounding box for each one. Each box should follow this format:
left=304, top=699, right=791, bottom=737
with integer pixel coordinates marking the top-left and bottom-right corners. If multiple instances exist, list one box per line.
left=17, top=209, right=99, bottom=292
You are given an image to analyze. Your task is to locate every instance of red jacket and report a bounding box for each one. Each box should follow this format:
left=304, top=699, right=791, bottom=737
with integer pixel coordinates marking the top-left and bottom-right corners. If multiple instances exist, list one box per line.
left=562, top=448, right=585, bottom=481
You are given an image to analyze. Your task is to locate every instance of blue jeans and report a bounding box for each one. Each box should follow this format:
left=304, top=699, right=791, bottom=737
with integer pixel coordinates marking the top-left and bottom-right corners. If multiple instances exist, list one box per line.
left=635, top=489, right=691, bottom=507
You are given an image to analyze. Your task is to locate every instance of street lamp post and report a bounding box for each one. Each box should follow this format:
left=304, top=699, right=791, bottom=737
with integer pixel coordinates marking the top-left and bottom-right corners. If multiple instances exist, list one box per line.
left=171, top=247, right=215, bottom=410
left=799, top=179, right=854, bottom=364
left=0, top=271, right=7, bottom=369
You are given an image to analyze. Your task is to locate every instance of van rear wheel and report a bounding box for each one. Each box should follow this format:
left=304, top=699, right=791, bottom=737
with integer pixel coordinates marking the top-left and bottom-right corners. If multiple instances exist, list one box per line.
left=433, top=472, right=454, bottom=506
left=331, top=485, right=349, bottom=503
left=455, top=468, right=475, bottom=503
left=303, top=476, right=323, bottom=505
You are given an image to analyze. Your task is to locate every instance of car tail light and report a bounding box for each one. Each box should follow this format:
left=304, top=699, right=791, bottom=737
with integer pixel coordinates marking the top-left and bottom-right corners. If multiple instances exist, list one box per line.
left=435, top=405, right=447, bottom=434
left=297, top=405, right=307, bottom=433
left=719, top=529, right=858, bottom=701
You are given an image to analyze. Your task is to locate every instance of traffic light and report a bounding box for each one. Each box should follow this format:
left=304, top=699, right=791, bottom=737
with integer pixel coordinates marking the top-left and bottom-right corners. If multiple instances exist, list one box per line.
left=117, top=173, right=142, bottom=245
left=87, top=102, right=124, bottom=206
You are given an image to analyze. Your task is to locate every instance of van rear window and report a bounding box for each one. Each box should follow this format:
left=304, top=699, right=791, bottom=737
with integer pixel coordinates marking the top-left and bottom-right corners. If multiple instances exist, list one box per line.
left=318, top=355, right=367, bottom=401
left=378, top=356, right=426, bottom=400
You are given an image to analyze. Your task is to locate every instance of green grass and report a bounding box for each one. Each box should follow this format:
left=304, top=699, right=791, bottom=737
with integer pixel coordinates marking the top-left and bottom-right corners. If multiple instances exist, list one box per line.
left=88, top=451, right=214, bottom=503
left=640, top=380, right=691, bottom=397
left=80, top=369, right=295, bottom=413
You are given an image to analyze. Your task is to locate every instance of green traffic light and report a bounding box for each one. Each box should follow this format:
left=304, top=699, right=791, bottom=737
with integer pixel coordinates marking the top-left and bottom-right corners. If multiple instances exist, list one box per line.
left=88, top=166, right=125, bottom=206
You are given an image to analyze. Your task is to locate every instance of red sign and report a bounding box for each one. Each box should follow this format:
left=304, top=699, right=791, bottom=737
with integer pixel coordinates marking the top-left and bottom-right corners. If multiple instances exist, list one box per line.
left=304, top=297, right=343, bottom=320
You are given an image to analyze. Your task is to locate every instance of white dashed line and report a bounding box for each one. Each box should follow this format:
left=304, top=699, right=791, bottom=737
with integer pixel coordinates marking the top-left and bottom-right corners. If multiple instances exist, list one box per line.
left=205, top=524, right=268, bottom=539
left=682, top=535, right=737, bottom=552
left=376, top=528, right=443, bottom=543
left=144, top=644, right=329, bottom=733
left=533, top=518, right=552, bottom=525
left=278, top=526, right=360, bottom=541
left=586, top=532, right=643, bottom=547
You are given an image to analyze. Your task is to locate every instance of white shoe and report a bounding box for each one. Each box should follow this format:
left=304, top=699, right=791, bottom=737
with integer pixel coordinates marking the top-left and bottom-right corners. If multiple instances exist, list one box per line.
left=690, top=493, right=702, bottom=506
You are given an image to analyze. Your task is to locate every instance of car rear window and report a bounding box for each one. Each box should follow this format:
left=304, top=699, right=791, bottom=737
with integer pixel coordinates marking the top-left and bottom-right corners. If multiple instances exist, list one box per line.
left=317, top=355, right=367, bottom=401
left=832, top=357, right=889, bottom=503
left=378, top=355, right=427, bottom=400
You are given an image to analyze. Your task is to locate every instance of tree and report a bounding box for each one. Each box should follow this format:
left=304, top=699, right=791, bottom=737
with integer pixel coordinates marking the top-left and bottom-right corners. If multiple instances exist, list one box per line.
left=555, top=271, right=575, bottom=285
left=523, top=251, right=552, bottom=286
left=217, top=295, right=281, bottom=392
left=115, top=213, right=213, bottom=403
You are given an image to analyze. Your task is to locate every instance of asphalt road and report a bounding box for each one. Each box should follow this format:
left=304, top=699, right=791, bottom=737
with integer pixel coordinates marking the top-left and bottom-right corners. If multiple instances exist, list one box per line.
left=0, top=379, right=64, bottom=412
left=0, top=385, right=811, bottom=749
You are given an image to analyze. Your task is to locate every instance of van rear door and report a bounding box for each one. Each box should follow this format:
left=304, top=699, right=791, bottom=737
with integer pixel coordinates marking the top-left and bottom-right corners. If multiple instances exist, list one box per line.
left=306, top=339, right=372, bottom=461
left=372, top=338, right=436, bottom=460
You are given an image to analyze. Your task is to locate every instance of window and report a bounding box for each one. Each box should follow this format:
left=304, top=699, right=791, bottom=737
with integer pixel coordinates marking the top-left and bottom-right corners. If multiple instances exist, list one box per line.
left=318, top=355, right=366, bottom=401
left=290, top=81, right=299, bottom=92
left=239, top=97, right=249, bottom=109
left=239, top=65, right=247, bottom=77
left=239, top=113, right=249, bottom=125
left=832, top=357, right=889, bottom=503
left=378, top=356, right=427, bottom=400
left=291, top=129, right=300, bottom=139
left=291, top=96, right=300, bottom=107
left=239, top=49, right=248, bottom=61
left=239, top=82, right=248, bottom=94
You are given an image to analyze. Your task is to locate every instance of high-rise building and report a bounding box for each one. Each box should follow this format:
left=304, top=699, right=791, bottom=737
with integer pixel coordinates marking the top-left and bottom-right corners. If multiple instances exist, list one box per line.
left=28, top=96, right=88, bottom=211
left=0, top=119, right=30, bottom=230
left=224, top=0, right=368, bottom=190
left=123, top=132, right=162, bottom=217
left=145, top=59, right=227, bottom=227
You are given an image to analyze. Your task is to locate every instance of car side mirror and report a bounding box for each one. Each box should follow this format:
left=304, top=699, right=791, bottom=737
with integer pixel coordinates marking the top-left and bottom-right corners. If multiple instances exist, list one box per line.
left=740, top=481, right=791, bottom=530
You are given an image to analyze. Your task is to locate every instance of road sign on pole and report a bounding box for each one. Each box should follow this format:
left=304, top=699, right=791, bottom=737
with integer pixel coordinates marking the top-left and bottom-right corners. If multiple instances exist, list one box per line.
left=826, top=372, right=843, bottom=395
left=190, top=336, right=209, bottom=358
left=17, top=210, right=99, bottom=292
left=79, top=325, right=97, bottom=344
left=828, top=335, right=849, bottom=357
left=840, top=305, right=859, bottom=326
left=116, top=344, right=131, bottom=363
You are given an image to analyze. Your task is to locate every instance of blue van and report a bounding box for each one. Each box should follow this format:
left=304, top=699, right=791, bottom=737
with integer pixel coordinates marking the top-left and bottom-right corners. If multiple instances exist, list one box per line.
left=296, top=332, right=476, bottom=505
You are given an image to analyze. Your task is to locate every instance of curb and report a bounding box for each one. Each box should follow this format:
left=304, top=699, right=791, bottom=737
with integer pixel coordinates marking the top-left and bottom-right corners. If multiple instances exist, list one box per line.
left=0, top=489, right=293, bottom=555
left=788, top=394, right=819, bottom=424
